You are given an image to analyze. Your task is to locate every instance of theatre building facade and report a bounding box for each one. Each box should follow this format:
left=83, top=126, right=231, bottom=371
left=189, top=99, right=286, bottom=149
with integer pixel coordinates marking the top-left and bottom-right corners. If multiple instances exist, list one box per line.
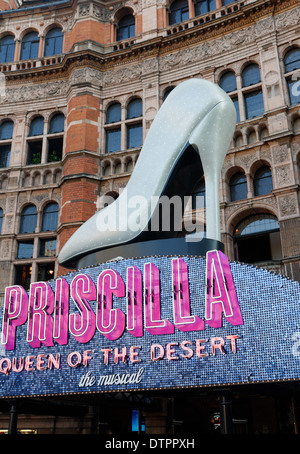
left=0, top=0, right=299, bottom=435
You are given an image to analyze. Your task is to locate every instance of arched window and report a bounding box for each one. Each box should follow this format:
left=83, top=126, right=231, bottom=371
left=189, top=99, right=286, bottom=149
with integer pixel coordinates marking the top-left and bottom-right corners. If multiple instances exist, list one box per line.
left=116, top=14, right=135, bottom=41
left=233, top=213, right=281, bottom=263
left=219, top=71, right=237, bottom=93
left=0, top=207, right=3, bottom=234
left=242, top=64, right=261, bottom=87
left=44, top=27, right=63, bottom=57
left=20, top=205, right=37, bottom=234
left=27, top=116, right=44, bottom=165
left=169, top=0, right=189, bottom=25
left=229, top=172, right=247, bottom=201
left=20, top=31, right=39, bottom=60
left=105, top=103, right=121, bottom=153
left=29, top=116, right=44, bottom=136
left=48, top=114, right=64, bottom=162
left=106, top=103, right=121, bottom=124
left=0, top=35, right=15, bottom=63
left=195, top=0, right=216, bottom=15
left=253, top=166, right=273, bottom=197
left=0, top=120, right=13, bottom=140
left=127, top=98, right=142, bottom=119
left=284, top=48, right=300, bottom=106
left=49, top=113, right=65, bottom=134
left=0, top=120, right=13, bottom=168
left=242, top=64, right=264, bottom=119
left=126, top=98, right=143, bottom=149
left=192, top=178, right=205, bottom=209
left=42, top=202, right=59, bottom=232
left=219, top=71, right=240, bottom=122
left=163, top=86, right=175, bottom=101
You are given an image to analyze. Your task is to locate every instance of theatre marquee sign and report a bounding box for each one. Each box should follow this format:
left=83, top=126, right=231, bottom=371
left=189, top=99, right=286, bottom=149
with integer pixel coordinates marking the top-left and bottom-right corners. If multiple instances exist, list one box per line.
left=0, top=251, right=300, bottom=398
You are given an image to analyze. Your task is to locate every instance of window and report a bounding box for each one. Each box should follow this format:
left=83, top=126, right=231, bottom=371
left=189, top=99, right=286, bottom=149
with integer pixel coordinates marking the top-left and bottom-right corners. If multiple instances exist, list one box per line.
left=195, top=0, right=216, bottom=16
left=20, top=32, right=39, bottom=60
left=0, top=35, right=15, bottom=63
left=105, top=103, right=121, bottom=153
left=233, top=214, right=281, bottom=263
left=230, top=172, right=247, bottom=201
left=44, top=28, right=63, bottom=57
left=192, top=178, right=205, bottom=209
left=15, top=264, right=32, bottom=290
left=242, top=64, right=264, bottom=119
left=19, top=205, right=37, bottom=234
left=219, top=72, right=240, bottom=122
left=27, top=116, right=44, bottom=165
left=163, top=86, right=175, bottom=101
left=169, top=0, right=189, bottom=25
left=220, top=72, right=237, bottom=93
left=37, top=263, right=55, bottom=282
left=0, top=208, right=3, bottom=233
left=253, top=166, right=273, bottom=197
left=116, top=14, right=135, bottom=41
left=126, top=98, right=143, bottom=149
left=105, top=99, right=143, bottom=153
left=284, top=48, right=300, bottom=106
left=27, top=113, right=64, bottom=165
left=39, top=238, right=57, bottom=257
left=0, top=120, right=13, bottom=168
left=48, top=113, right=65, bottom=162
left=41, top=202, right=59, bottom=232
left=17, top=241, right=34, bottom=259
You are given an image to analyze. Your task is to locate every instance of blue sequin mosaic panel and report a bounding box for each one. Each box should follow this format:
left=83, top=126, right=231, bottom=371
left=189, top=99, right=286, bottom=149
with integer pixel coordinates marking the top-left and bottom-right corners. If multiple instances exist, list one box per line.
left=0, top=255, right=299, bottom=398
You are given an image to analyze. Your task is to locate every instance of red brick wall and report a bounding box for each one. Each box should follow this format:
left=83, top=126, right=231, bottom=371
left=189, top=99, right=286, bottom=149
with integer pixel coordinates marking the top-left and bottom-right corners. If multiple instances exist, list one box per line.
left=57, top=92, right=101, bottom=275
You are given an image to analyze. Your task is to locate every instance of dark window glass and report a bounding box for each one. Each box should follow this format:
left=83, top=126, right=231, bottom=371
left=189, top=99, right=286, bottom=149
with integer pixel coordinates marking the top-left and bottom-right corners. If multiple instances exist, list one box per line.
left=222, top=0, right=236, bottom=5
left=195, top=0, right=216, bottom=15
left=127, top=123, right=143, bottom=149
left=284, top=48, right=300, bottom=73
left=242, top=64, right=261, bottom=87
left=192, top=179, right=205, bottom=209
left=232, top=96, right=240, bottom=122
left=0, top=144, right=10, bottom=168
left=48, top=137, right=63, bottom=162
left=163, top=87, right=175, bottom=101
left=0, top=208, right=3, bottom=233
left=106, top=128, right=121, bottom=153
left=127, top=98, right=142, bottom=119
left=15, top=264, right=32, bottom=290
left=29, top=117, right=44, bottom=136
left=17, top=241, right=34, bottom=259
left=116, top=15, right=135, bottom=41
left=44, top=28, right=63, bottom=57
left=38, top=263, right=55, bottom=281
left=0, top=35, right=15, bottom=63
left=219, top=72, right=237, bottom=93
left=0, top=120, right=13, bottom=140
left=230, top=172, right=247, bottom=201
left=49, top=113, right=64, bottom=134
left=42, top=202, right=59, bottom=232
left=287, top=79, right=300, bottom=106
left=27, top=141, right=42, bottom=165
left=39, top=238, right=57, bottom=257
left=20, top=205, right=37, bottom=234
left=244, top=90, right=264, bottom=119
left=233, top=214, right=280, bottom=263
left=106, top=103, right=121, bottom=124
left=20, top=32, right=39, bottom=60
left=253, top=166, right=273, bottom=196
left=169, top=0, right=189, bottom=25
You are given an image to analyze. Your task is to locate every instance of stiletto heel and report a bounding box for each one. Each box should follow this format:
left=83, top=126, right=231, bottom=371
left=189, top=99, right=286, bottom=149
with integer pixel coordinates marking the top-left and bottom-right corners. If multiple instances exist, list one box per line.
left=59, top=79, right=236, bottom=267
left=189, top=100, right=236, bottom=241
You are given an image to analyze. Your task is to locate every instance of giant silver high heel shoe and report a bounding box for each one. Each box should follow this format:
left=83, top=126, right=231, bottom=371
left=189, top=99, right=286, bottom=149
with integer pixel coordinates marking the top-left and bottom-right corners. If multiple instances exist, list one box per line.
left=59, top=79, right=236, bottom=267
